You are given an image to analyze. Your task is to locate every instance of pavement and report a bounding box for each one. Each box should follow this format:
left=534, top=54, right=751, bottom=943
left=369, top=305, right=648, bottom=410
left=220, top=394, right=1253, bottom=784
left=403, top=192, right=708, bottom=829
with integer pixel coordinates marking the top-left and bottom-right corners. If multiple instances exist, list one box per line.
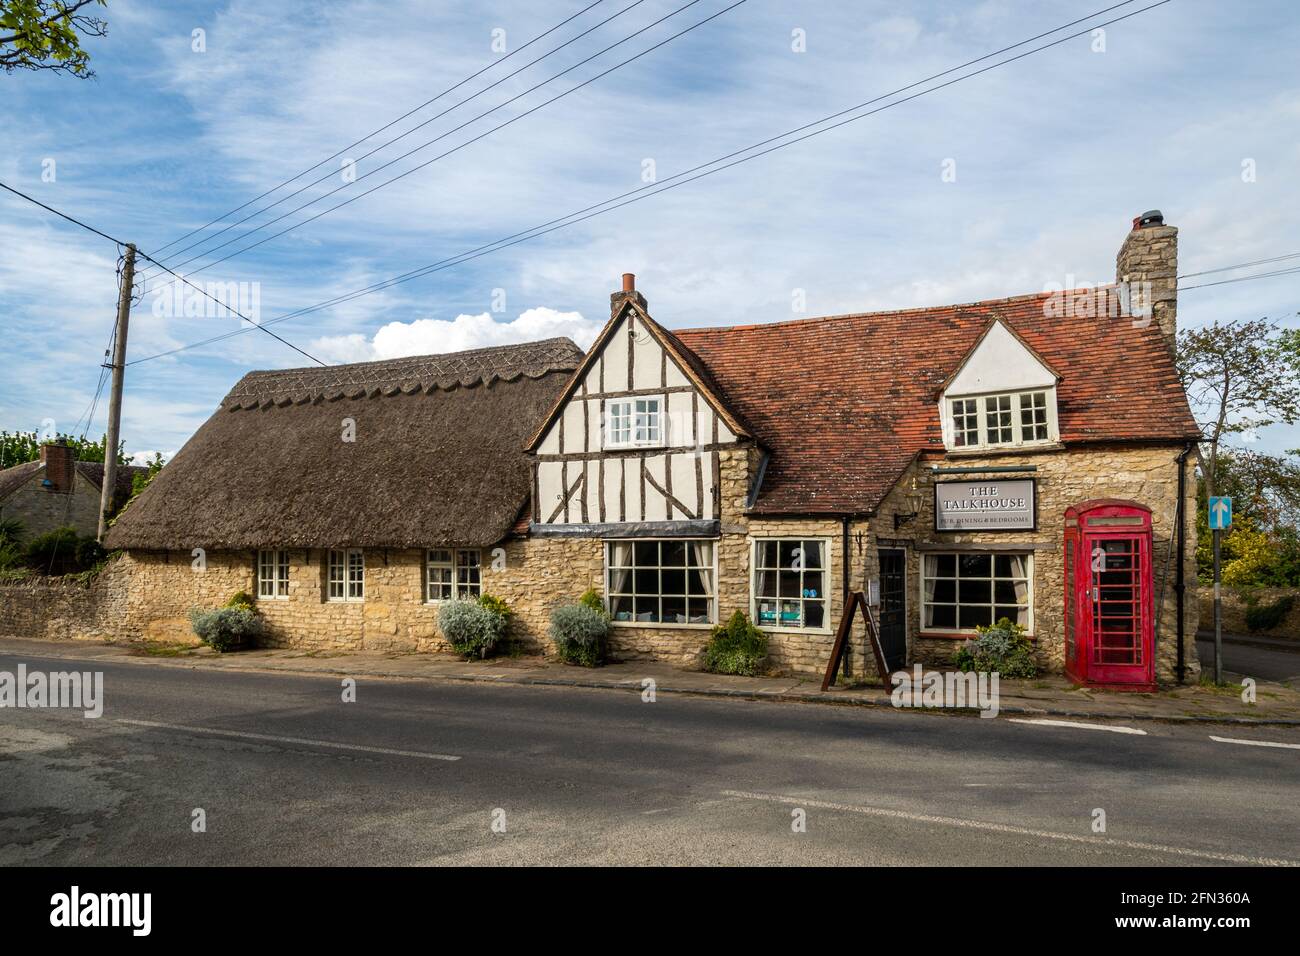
left=1, top=643, right=1298, bottom=866
left=0, top=633, right=1297, bottom=724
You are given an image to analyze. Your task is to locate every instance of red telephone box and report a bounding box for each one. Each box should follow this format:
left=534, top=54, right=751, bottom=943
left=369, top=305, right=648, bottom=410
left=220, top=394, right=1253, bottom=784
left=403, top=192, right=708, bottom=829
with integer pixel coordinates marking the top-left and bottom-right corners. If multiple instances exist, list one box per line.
left=1064, top=500, right=1155, bottom=691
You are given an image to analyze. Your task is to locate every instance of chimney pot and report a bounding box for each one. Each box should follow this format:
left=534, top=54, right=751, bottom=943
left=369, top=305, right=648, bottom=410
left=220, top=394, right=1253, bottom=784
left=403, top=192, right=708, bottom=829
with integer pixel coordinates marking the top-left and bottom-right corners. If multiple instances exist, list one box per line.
left=622, top=273, right=635, bottom=293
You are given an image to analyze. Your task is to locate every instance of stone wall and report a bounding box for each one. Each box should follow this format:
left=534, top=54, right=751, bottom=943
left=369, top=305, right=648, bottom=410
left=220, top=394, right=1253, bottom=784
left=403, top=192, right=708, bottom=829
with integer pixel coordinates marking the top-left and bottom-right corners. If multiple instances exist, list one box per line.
left=1197, top=586, right=1300, bottom=639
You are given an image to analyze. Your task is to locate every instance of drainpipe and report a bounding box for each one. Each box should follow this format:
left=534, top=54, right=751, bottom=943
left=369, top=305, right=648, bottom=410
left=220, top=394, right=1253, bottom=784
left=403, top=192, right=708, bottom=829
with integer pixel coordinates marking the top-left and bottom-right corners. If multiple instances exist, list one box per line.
left=1175, top=443, right=1193, bottom=684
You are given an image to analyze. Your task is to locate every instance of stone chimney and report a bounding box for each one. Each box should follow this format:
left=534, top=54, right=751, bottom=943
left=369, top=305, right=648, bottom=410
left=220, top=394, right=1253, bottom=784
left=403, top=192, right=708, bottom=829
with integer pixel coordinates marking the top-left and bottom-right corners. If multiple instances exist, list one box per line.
left=1116, top=209, right=1178, bottom=352
left=610, top=272, right=647, bottom=318
left=40, top=440, right=75, bottom=493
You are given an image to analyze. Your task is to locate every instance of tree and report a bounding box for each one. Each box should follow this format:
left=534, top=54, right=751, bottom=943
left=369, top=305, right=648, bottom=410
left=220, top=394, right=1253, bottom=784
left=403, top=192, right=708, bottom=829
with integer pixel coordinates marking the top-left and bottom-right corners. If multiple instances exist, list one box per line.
left=1177, top=316, right=1300, bottom=501
left=0, top=430, right=129, bottom=469
left=0, top=0, right=107, bottom=78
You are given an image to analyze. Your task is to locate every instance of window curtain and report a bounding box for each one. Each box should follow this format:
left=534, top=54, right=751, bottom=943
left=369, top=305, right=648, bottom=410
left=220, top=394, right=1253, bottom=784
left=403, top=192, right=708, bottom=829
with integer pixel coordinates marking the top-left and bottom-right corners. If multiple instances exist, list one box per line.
left=692, top=541, right=714, bottom=616
left=922, top=555, right=939, bottom=602
left=1009, top=554, right=1030, bottom=603
left=609, top=542, right=634, bottom=595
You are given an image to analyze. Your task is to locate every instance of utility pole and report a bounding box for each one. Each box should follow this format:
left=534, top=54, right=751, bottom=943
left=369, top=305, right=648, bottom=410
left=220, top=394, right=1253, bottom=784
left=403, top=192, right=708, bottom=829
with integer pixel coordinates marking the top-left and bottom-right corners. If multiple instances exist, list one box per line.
left=98, top=243, right=136, bottom=542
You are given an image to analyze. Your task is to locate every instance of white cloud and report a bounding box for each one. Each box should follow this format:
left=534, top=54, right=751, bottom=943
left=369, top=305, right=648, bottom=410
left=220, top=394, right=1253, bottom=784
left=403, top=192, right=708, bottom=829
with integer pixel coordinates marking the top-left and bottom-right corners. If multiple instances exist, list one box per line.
left=309, top=306, right=601, bottom=364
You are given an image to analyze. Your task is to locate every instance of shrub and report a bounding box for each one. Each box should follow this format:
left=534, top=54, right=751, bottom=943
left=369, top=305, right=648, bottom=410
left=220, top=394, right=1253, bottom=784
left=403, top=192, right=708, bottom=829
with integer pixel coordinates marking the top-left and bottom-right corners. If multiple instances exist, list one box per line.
left=23, top=526, right=81, bottom=575
left=578, top=588, right=608, bottom=617
left=478, top=592, right=512, bottom=624
left=550, top=603, right=610, bottom=667
left=701, top=611, right=768, bottom=676
left=0, top=517, right=23, bottom=548
left=189, top=606, right=262, bottom=653
left=74, top=537, right=105, bottom=569
left=1245, top=594, right=1295, bottom=633
left=437, top=598, right=507, bottom=658
left=225, top=590, right=256, bottom=611
left=954, top=617, right=1037, bottom=678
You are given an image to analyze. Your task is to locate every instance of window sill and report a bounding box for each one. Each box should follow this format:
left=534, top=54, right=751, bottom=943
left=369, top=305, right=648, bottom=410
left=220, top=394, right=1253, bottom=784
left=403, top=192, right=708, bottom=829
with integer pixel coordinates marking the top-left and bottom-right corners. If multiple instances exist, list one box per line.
left=761, top=626, right=834, bottom=636
left=610, top=620, right=715, bottom=630
left=941, top=441, right=1063, bottom=458
left=326, top=598, right=365, bottom=604
left=918, top=630, right=1036, bottom=641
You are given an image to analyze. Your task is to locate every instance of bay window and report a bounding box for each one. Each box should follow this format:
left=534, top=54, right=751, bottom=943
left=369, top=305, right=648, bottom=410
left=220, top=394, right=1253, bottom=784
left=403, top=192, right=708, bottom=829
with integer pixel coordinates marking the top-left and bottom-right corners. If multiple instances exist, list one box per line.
left=922, top=552, right=1031, bottom=632
left=606, top=539, right=715, bottom=625
left=752, top=538, right=830, bottom=630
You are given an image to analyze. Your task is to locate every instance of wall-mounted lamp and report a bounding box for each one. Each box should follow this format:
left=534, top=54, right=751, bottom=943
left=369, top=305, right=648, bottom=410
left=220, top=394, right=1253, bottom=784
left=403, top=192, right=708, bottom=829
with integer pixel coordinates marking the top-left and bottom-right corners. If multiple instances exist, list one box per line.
left=893, top=478, right=925, bottom=531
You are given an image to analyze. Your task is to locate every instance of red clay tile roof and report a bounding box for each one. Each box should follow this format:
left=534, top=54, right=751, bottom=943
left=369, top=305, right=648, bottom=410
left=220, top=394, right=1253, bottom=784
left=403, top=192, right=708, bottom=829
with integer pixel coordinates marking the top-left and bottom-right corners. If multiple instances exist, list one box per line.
left=673, top=289, right=1200, bottom=516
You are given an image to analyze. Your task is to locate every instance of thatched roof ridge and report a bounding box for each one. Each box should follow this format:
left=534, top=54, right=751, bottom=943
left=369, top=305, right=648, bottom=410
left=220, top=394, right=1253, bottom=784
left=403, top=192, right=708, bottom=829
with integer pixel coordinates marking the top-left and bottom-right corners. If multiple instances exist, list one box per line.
left=223, top=338, right=583, bottom=409
left=105, top=339, right=584, bottom=551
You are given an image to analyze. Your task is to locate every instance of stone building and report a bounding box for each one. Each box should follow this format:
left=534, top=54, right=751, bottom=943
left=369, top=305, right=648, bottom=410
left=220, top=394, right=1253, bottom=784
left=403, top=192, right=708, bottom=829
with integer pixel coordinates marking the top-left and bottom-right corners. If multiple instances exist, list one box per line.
left=103, top=211, right=1201, bottom=688
left=0, top=441, right=142, bottom=539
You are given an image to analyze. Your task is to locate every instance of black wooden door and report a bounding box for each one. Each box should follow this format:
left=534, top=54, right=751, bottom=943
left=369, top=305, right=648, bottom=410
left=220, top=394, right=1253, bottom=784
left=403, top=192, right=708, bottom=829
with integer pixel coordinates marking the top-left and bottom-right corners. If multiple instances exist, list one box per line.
left=877, top=550, right=907, bottom=670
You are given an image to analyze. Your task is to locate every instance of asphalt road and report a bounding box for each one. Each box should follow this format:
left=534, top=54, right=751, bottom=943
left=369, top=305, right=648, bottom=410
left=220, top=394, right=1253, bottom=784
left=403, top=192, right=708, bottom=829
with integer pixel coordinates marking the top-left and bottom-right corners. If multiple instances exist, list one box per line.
left=1, top=649, right=1298, bottom=866
left=1197, top=636, right=1300, bottom=685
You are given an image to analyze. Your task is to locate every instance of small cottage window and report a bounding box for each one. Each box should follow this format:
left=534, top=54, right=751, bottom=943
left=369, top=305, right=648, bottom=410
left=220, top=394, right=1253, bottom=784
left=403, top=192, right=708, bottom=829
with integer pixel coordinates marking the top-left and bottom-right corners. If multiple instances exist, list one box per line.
left=257, top=549, right=289, bottom=599
left=1019, top=390, right=1049, bottom=441
left=328, top=549, right=364, bottom=601
left=605, top=397, right=662, bottom=448
left=950, top=398, right=979, bottom=447
left=426, top=549, right=482, bottom=601
left=606, top=539, right=714, bottom=625
left=984, top=394, right=1014, bottom=444
left=751, top=539, right=830, bottom=630
left=922, top=553, right=1031, bottom=632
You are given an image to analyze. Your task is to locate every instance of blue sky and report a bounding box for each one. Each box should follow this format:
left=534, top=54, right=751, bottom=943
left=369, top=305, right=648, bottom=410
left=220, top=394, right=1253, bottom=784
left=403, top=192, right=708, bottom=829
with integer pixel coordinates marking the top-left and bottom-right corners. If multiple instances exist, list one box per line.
left=1, top=0, right=1297, bottom=461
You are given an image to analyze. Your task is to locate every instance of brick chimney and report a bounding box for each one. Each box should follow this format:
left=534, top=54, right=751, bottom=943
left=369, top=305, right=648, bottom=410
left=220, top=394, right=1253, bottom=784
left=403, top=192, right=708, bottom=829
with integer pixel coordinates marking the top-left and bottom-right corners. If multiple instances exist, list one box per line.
left=610, top=272, right=647, bottom=318
left=40, top=440, right=75, bottom=493
left=1116, top=209, right=1178, bottom=352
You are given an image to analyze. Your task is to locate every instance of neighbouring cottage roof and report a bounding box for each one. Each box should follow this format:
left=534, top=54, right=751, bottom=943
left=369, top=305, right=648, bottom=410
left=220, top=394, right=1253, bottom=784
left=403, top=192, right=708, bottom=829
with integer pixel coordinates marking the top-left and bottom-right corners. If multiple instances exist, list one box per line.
left=105, top=338, right=585, bottom=550
left=0, top=459, right=143, bottom=512
left=672, top=289, right=1201, bottom=516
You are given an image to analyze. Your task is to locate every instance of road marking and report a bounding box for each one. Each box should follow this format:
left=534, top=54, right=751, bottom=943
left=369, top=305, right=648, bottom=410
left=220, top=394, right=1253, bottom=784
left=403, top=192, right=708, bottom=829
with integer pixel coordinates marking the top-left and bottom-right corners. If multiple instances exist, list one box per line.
left=1210, top=735, right=1300, bottom=751
left=1008, top=718, right=1147, bottom=735
left=118, top=718, right=461, bottom=761
left=721, top=790, right=1297, bottom=866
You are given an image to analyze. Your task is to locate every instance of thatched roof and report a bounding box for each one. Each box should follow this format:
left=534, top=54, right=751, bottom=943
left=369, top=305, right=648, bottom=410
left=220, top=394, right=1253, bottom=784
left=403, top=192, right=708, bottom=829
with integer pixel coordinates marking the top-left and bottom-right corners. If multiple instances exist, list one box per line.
left=106, top=339, right=584, bottom=550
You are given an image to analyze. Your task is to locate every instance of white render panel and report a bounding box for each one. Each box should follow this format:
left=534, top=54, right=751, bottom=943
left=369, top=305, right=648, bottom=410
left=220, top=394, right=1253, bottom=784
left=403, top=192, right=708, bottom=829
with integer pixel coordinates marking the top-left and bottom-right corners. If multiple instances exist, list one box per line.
left=671, top=452, right=699, bottom=517
left=946, top=320, right=1056, bottom=395
left=642, top=455, right=669, bottom=522
left=603, top=456, right=623, bottom=521
left=560, top=402, right=584, bottom=455
left=585, top=397, right=601, bottom=450
left=603, top=317, right=631, bottom=393
left=537, top=461, right=564, bottom=519
left=631, top=323, right=663, bottom=391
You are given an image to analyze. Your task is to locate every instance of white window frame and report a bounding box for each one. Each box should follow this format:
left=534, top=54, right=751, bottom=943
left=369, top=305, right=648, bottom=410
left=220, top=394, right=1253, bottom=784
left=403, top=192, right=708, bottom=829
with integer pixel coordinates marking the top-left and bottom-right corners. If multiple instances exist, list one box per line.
left=749, top=537, right=833, bottom=634
left=257, top=549, right=289, bottom=599
left=426, top=548, right=483, bottom=602
left=604, top=538, right=716, bottom=627
left=328, top=548, right=364, bottom=602
left=944, top=387, right=1057, bottom=451
left=920, top=551, right=1034, bottom=635
left=604, top=396, right=664, bottom=449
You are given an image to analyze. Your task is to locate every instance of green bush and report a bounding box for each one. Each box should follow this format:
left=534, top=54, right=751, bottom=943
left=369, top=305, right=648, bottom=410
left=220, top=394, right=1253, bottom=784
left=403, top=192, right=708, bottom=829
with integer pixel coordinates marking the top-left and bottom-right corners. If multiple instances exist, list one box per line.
left=578, top=588, right=607, bottom=617
left=189, top=606, right=262, bottom=653
left=550, top=603, right=610, bottom=667
left=23, top=526, right=81, bottom=575
left=437, top=598, right=507, bottom=658
left=225, top=590, right=256, bottom=611
left=701, top=611, right=768, bottom=676
left=953, top=617, right=1037, bottom=678
left=1244, top=594, right=1295, bottom=633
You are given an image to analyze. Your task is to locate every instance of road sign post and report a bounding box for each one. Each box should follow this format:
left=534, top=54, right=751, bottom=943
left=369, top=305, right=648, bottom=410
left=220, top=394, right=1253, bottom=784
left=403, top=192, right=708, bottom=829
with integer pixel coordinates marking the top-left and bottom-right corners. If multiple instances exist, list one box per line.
left=1208, top=496, right=1232, bottom=685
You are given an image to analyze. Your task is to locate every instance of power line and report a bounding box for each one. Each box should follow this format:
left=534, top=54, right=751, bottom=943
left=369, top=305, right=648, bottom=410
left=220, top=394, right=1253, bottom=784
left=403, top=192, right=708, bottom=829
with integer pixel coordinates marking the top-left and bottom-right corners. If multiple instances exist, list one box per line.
left=1181, top=265, right=1300, bottom=291
left=139, top=0, right=650, bottom=278
left=1179, top=251, right=1300, bottom=280
left=0, top=180, right=325, bottom=364
left=128, top=0, right=1171, bottom=365
left=150, top=0, right=612, bottom=258
left=137, top=0, right=730, bottom=289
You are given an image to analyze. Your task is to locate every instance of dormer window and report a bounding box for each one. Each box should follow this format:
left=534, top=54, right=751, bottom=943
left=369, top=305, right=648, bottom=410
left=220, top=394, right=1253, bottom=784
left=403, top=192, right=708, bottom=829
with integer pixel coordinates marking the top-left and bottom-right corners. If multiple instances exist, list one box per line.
left=947, top=389, right=1057, bottom=450
left=605, top=397, right=662, bottom=448
left=939, top=319, right=1061, bottom=452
